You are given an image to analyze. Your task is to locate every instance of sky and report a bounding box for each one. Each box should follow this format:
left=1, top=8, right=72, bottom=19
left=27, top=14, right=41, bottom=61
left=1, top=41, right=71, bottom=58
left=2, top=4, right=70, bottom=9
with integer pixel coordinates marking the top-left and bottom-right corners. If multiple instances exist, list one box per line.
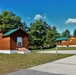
left=0, top=0, right=76, bottom=35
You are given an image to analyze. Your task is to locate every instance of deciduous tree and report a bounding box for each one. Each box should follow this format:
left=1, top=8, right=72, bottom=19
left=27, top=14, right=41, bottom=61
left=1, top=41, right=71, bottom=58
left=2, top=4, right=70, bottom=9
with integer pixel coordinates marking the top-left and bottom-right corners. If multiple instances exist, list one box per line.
left=73, top=29, right=76, bottom=37
left=0, top=10, right=28, bottom=31
left=29, top=20, right=60, bottom=49
left=62, top=30, right=71, bottom=37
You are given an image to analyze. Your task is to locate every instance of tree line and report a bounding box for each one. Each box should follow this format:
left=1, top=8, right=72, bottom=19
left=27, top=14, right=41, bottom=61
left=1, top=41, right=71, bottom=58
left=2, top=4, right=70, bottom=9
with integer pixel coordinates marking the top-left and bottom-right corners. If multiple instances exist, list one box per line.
left=61, top=29, right=76, bottom=37
left=0, top=10, right=76, bottom=49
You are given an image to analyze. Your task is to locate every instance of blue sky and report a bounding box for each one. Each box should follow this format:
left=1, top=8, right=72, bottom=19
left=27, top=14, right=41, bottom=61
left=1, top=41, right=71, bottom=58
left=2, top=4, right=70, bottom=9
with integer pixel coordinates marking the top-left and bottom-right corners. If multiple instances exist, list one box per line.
left=0, top=0, right=76, bottom=35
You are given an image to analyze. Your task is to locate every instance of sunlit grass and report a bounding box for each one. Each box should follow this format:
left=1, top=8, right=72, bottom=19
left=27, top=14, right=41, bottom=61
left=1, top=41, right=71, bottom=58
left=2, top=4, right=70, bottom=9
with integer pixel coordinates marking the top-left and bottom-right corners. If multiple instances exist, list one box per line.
left=0, top=53, right=73, bottom=74
left=51, top=47, right=76, bottom=50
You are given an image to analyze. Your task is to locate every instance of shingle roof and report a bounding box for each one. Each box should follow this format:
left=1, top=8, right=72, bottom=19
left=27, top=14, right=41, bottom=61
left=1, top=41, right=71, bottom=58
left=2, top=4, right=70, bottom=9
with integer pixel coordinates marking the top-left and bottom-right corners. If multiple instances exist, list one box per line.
left=56, top=37, right=68, bottom=41
left=2, top=28, right=28, bottom=37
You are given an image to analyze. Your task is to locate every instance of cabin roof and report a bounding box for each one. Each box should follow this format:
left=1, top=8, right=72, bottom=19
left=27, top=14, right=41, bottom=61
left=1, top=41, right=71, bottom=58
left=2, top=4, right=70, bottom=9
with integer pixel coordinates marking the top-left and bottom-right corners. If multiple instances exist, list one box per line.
left=56, top=37, right=68, bottom=41
left=2, top=28, right=28, bottom=37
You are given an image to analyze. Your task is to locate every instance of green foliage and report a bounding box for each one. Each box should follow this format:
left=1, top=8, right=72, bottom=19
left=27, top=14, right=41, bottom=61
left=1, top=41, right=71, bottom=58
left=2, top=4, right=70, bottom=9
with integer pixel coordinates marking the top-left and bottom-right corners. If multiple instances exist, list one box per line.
left=29, top=20, right=60, bottom=49
left=73, top=29, right=76, bottom=37
left=61, top=29, right=71, bottom=37
left=0, top=10, right=28, bottom=31
left=29, top=20, right=46, bottom=47
left=44, top=26, right=60, bottom=48
left=0, top=10, right=60, bottom=49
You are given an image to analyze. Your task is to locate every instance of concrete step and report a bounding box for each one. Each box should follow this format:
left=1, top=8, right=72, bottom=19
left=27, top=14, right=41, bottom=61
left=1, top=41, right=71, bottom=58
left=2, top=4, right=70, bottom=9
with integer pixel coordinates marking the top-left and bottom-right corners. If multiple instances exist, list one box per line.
left=18, top=47, right=28, bottom=52
left=18, top=47, right=31, bottom=54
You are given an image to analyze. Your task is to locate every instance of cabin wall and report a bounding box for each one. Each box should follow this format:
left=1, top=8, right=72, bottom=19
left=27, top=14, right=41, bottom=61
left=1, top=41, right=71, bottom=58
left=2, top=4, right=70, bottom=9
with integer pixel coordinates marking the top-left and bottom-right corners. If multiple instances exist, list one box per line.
left=68, top=37, right=76, bottom=45
left=10, top=30, right=28, bottom=50
left=0, top=33, right=10, bottom=50
left=57, top=37, right=76, bottom=47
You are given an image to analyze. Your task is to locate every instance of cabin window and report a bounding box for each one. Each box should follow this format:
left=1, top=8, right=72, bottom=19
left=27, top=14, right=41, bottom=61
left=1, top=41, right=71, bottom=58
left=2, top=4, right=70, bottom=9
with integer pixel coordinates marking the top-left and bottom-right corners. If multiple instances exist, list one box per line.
left=70, top=37, right=74, bottom=39
left=62, top=41, right=65, bottom=43
left=17, top=37, right=22, bottom=46
left=70, top=40, right=72, bottom=42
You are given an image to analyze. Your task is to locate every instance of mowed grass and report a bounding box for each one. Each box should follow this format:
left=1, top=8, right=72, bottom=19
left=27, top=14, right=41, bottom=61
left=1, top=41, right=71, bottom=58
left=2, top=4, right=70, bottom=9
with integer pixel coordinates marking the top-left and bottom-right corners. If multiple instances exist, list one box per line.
left=0, top=53, right=73, bottom=74
left=51, top=47, right=76, bottom=50
left=31, top=47, right=76, bottom=53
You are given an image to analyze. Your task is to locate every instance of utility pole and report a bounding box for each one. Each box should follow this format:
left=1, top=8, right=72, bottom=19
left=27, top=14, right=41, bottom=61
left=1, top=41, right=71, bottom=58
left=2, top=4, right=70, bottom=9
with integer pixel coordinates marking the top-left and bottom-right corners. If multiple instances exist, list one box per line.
left=56, top=42, right=58, bottom=55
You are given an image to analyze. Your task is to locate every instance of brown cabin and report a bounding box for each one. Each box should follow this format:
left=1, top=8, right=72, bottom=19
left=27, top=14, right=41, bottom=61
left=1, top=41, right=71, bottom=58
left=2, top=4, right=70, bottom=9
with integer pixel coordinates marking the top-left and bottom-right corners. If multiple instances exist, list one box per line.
left=0, top=28, right=30, bottom=54
left=56, top=37, right=76, bottom=47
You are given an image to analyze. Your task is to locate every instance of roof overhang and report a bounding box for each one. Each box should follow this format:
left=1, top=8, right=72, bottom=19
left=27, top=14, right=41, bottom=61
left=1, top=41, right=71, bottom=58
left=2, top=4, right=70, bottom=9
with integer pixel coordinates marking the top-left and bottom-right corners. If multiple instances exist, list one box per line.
left=56, top=37, right=68, bottom=41
left=2, top=28, right=29, bottom=37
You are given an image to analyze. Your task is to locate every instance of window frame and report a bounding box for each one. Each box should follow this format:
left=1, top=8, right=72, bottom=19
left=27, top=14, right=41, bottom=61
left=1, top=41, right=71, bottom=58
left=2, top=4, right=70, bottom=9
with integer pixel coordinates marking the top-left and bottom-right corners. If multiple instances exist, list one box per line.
left=17, top=37, right=22, bottom=47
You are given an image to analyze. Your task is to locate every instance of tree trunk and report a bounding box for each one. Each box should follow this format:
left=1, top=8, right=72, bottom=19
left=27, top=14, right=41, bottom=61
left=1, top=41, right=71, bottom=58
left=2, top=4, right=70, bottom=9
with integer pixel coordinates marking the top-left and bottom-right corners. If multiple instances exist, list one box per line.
left=40, top=46, right=42, bottom=50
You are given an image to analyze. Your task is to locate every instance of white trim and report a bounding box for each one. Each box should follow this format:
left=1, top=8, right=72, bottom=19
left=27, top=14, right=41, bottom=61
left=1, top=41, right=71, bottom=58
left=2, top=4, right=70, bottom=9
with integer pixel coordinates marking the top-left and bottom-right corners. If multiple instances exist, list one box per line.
left=69, top=45, right=76, bottom=47
left=18, top=51, right=31, bottom=54
left=0, top=50, right=17, bottom=54
left=57, top=45, right=67, bottom=47
left=57, top=45, right=76, bottom=47
left=0, top=50, right=31, bottom=54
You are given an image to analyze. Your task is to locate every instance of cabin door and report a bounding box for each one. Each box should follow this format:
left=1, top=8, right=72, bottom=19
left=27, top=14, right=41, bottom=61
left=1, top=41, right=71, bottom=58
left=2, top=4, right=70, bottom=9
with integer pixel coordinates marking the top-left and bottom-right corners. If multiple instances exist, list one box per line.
left=17, top=37, right=22, bottom=47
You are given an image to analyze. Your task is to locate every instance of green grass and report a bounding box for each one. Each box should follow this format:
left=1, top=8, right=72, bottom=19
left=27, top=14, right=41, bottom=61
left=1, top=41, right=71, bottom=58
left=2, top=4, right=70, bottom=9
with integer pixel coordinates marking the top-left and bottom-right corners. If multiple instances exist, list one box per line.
left=31, top=50, right=42, bottom=53
left=51, top=47, right=76, bottom=50
left=31, top=47, right=76, bottom=53
left=0, top=53, right=73, bottom=74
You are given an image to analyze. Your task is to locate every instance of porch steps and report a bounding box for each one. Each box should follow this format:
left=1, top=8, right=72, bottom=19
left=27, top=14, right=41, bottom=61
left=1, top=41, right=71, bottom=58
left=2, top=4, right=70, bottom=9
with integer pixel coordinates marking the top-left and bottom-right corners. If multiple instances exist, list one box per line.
left=18, top=47, right=31, bottom=54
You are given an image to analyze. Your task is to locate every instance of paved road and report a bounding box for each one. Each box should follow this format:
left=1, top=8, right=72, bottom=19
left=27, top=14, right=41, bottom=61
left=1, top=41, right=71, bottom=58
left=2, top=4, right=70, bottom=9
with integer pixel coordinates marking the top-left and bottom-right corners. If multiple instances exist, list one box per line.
left=30, top=55, right=76, bottom=75
left=4, top=69, right=64, bottom=75
left=4, top=55, right=76, bottom=75
left=39, top=50, right=76, bottom=54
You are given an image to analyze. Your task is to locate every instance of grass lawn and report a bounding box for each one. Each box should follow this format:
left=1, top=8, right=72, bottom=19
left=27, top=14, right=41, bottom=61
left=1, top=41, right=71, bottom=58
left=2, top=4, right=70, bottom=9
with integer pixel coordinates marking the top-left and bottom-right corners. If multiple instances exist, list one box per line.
left=31, top=47, right=76, bottom=53
left=51, top=47, right=76, bottom=50
left=0, top=53, right=73, bottom=74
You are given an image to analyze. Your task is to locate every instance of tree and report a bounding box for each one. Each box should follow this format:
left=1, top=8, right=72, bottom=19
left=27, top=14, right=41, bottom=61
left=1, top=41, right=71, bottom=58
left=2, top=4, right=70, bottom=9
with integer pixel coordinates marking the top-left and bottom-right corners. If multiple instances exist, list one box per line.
left=29, top=20, right=47, bottom=49
left=29, top=19, right=60, bottom=49
left=62, top=30, right=71, bottom=37
left=0, top=10, right=28, bottom=32
left=44, top=26, right=60, bottom=48
left=73, top=29, right=76, bottom=37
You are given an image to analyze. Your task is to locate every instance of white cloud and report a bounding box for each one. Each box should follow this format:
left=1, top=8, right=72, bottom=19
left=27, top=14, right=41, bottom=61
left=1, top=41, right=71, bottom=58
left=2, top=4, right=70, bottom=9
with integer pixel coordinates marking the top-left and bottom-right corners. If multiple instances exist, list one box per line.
left=43, top=16, right=47, bottom=19
left=65, top=18, right=76, bottom=24
left=34, top=14, right=47, bottom=20
left=34, top=14, right=43, bottom=20
left=26, top=17, right=30, bottom=19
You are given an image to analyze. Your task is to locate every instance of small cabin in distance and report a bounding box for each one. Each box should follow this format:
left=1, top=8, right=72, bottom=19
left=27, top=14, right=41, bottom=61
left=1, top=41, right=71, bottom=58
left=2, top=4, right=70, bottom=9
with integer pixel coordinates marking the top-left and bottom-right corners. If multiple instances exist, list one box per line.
left=56, top=37, right=76, bottom=47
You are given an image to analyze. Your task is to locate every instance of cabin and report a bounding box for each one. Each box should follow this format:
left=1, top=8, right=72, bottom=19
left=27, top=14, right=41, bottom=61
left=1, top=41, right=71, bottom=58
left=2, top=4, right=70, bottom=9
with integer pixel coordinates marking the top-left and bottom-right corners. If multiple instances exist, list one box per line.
left=0, top=28, right=31, bottom=54
left=56, top=37, right=76, bottom=47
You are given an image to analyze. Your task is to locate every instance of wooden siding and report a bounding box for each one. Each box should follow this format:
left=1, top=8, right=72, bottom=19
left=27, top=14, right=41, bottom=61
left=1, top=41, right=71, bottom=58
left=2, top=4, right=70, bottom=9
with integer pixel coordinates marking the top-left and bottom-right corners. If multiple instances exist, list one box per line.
left=10, top=29, right=28, bottom=50
left=57, top=37, right=76, bottom=46
left=0, top=33, right=10, bottom=50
